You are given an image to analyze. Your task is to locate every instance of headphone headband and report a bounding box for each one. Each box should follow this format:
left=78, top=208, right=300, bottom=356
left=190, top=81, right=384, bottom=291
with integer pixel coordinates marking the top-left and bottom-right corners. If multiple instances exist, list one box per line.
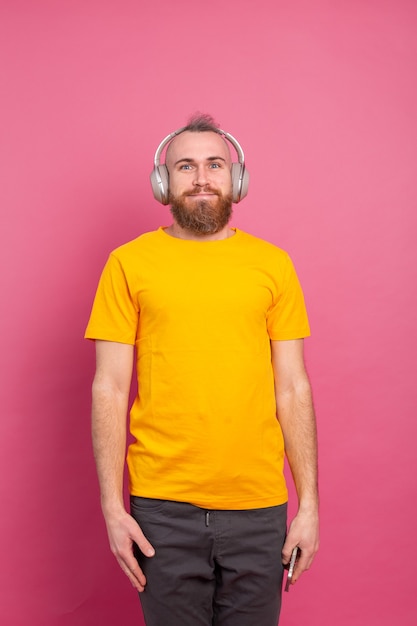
left=153, top=127, right=245, bottom=168
left=150, top=126, right=249, bottom=205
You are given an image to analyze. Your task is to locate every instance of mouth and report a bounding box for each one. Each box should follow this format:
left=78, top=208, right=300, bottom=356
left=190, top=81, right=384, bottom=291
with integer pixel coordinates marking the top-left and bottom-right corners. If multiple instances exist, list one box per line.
left=186, top=191, right=218, bottom=198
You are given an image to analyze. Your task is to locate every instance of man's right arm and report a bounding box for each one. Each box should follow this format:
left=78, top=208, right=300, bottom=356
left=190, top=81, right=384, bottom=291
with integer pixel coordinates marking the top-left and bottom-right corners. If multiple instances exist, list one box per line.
left=92, top=340, right=155, bottom=592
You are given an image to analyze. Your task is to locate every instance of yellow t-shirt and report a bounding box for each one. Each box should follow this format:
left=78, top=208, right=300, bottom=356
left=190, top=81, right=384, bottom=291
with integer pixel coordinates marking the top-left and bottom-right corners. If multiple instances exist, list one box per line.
left=85, top=227, right=310, bottom=509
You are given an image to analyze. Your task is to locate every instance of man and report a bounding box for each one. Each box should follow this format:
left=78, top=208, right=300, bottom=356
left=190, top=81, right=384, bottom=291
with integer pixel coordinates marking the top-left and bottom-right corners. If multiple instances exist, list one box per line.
left=85, top=114, right=319, bottom=626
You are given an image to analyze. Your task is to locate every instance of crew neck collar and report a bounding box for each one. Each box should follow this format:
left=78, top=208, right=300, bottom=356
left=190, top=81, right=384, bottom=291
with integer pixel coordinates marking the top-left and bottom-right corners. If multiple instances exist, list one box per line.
left=158, top=226, right=241, bottom=244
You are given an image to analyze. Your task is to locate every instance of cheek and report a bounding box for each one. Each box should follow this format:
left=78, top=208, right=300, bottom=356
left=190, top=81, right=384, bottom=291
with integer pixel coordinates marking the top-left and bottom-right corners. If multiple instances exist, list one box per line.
left=221, top=173, right=233, bottom=191
left=168, top=175, right=183, bottom=194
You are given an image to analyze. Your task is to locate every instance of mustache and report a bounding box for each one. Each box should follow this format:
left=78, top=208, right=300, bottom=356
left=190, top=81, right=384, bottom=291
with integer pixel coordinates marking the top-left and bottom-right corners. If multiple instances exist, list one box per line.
left=183, top=187, right=221, bottom=197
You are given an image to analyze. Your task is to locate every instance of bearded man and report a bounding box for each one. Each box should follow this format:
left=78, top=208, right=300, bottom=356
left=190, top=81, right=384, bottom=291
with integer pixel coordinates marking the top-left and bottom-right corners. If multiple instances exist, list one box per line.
left=85, top=114, right=319, bottom=626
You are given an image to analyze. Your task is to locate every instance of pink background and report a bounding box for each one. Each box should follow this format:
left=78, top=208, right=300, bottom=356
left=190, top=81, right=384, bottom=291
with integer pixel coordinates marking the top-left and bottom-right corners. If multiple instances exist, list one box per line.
left=1, top=1, right=416, bottom=624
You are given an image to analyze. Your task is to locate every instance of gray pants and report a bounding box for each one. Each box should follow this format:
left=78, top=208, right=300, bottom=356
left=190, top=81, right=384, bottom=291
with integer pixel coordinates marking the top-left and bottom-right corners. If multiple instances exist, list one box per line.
left=130, top=497, right=287, bottom=626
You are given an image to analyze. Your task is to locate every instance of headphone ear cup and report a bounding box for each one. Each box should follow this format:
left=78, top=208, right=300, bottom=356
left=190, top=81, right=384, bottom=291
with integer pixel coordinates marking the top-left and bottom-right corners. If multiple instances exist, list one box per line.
left=150, top=164, right=170, bottom=205
left=231, top=163, right=250, bottom=203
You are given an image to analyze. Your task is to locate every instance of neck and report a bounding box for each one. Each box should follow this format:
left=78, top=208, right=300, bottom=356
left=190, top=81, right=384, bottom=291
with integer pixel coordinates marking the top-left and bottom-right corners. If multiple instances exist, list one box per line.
left=164, top=223, right=235, bottom=241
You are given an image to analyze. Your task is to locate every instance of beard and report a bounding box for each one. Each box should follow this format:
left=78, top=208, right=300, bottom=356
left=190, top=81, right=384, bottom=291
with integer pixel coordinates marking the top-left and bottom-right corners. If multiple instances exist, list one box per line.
left=168, top=188, right=233, bottom=235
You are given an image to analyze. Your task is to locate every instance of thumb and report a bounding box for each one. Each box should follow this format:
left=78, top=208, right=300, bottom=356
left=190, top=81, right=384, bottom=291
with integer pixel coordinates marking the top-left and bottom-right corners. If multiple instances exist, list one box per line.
left=131, top=523, right=155, bottom=558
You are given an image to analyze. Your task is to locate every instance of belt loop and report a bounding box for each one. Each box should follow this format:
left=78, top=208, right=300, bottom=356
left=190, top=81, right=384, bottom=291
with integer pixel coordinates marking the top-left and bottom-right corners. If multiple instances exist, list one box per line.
left=205, top=511, right=210, bottom=527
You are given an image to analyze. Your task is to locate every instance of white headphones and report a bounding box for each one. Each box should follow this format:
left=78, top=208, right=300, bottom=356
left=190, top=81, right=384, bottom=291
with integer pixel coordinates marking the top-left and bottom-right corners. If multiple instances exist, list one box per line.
left=150, top=126, right=250, bottom=205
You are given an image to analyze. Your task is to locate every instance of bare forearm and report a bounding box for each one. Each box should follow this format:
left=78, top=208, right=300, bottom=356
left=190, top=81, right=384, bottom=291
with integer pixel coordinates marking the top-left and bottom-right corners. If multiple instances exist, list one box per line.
left=89, top=342, right=153, bottom=592
left=92, top=380, right=129, bottom=515
left=276, top=378, right=318, bottom=511
left=91, top=382, right=155, bottom=592
left=271, top=339, right=319, bottom=579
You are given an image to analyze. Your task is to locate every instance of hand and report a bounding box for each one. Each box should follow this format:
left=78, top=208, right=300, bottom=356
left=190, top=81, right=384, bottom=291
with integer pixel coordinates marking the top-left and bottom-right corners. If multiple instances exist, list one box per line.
left=282, top=509, right=319, bottom=586
left=104, top=509, right=155, bottom=592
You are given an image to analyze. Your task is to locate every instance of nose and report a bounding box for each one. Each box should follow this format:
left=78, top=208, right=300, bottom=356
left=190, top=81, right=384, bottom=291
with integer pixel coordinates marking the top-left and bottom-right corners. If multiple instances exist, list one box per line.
left=193, top=165, right=209, bottom=187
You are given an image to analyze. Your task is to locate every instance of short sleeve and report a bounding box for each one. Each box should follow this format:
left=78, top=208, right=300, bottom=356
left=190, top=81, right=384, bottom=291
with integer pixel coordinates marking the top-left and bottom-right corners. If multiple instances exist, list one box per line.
left=84, top=253, right=139, bottom=344
left=267, top=253, right=311, bottom=340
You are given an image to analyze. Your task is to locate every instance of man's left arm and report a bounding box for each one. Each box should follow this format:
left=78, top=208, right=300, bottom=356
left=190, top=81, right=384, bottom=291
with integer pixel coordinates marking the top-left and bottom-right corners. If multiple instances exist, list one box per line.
left=271, top=338, right=319, bottom=585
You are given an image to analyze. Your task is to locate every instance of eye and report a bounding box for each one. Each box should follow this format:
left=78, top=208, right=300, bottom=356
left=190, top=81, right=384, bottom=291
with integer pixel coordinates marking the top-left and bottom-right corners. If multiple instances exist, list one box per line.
left=179, top=164, right=192, bottom=170
left=209, top=162, right=221, bottom=169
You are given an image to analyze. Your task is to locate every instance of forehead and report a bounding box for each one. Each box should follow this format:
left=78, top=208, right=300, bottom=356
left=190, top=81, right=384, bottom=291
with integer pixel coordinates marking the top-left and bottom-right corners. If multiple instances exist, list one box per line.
left=166, top=131, right=231, bottom=165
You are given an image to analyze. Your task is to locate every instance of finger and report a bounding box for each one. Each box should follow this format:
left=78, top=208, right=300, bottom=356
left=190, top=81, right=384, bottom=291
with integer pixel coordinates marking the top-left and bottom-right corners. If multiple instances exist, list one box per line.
left=281, top=537, right=297, bottom=565
left=116, top=540, right=150, bottom=591
left=122, top=531, right=155, bottom=590
left=135, top=534, right=155, bottom=558
left=117, top=554, right=147, bottom=592
left=113, top=537, right=153, bottom=592
left=126, top=518, right=156, bottom=559
left=291, top=551, right=315, bottom=583
left=107, top=514, right=156, bottom=591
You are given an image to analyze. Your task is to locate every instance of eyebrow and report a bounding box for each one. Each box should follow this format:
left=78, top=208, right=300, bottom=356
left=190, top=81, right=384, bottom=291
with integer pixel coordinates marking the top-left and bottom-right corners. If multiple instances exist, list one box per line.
left=174, top=156, right=227, bottom=166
